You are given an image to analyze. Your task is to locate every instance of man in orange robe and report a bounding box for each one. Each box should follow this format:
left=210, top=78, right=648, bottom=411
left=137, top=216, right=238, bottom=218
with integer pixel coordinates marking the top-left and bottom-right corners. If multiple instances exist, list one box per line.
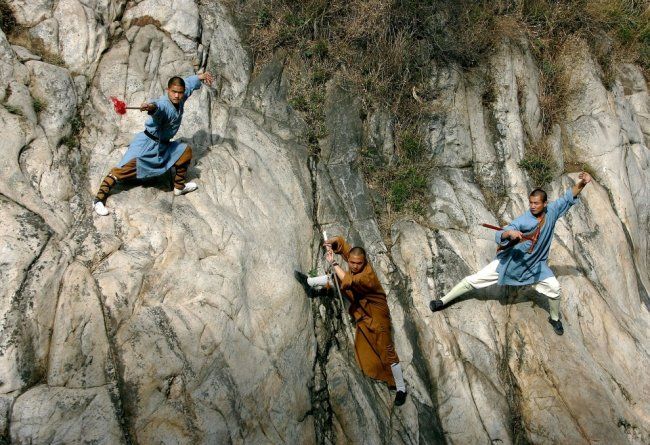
left=296, top=236, right=407, bottom=406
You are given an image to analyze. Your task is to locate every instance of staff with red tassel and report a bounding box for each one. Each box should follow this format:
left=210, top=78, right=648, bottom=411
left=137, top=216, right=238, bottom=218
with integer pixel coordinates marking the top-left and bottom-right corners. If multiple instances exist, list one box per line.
left=109, top=96, right=146, bottom=115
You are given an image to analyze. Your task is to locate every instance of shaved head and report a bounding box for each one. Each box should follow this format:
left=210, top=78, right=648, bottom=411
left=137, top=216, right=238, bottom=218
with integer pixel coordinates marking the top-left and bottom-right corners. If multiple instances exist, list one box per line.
left=530, top=188, right=548, bottom=203
left=349, top=246, right=366, bottom=258
left=168, top=76, right=186, bottom=88
left=348, top=246, right=367, bottom=274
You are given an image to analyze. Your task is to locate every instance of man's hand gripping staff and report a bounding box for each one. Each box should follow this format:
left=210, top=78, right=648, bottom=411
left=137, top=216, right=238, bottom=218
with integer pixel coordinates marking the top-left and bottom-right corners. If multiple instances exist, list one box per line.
left=323, top=237, right=344, bottom=282
left=321, top=234, right=356, bottom=344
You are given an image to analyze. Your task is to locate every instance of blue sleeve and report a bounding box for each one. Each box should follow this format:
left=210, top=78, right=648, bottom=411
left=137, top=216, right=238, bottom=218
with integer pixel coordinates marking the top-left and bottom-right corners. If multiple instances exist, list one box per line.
left=149, top=98, right=169, bottom=124
left=547, top=188, right=579, bottom=219
left=495, top=220, right=520, bottom=246
left=183, top=75, right=202, bottom=99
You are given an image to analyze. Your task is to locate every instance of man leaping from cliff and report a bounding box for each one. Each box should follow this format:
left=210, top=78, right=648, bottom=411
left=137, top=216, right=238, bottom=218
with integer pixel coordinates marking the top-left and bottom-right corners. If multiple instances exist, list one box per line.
left=429, top=172, right=592, bottom=335
left=295, top=237, right=408, bottom=406
left=93, top=72, right=214, bottom=215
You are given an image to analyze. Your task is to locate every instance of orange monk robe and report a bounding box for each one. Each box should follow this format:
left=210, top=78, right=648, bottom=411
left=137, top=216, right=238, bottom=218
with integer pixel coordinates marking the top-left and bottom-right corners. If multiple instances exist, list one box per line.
left=331, top=237, right=400, bottom=387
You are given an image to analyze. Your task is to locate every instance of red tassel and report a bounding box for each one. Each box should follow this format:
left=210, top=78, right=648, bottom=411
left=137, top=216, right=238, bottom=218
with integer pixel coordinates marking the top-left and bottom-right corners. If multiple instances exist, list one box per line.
left=110, top=96, right=127, bottom=115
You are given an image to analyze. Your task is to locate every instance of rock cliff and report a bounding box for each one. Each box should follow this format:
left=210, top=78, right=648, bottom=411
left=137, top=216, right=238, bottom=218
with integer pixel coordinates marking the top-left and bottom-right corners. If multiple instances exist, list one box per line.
left=0, top=1, right=648, bottom=444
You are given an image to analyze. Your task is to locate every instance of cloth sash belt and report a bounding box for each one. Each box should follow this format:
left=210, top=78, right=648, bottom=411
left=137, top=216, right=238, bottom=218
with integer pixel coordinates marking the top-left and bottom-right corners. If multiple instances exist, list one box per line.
left=144, top=129, right=169, bottom=144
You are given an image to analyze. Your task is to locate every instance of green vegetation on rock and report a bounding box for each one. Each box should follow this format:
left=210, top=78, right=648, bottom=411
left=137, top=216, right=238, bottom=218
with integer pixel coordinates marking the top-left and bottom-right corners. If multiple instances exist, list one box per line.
left=32, top=97, right=47, bottom=113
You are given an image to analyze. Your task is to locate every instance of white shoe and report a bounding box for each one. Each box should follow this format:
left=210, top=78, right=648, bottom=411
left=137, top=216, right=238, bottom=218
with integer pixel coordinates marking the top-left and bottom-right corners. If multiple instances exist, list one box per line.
left=173, top=182, right=198, bottom=196
left=94, top=200, right=109, bottom=216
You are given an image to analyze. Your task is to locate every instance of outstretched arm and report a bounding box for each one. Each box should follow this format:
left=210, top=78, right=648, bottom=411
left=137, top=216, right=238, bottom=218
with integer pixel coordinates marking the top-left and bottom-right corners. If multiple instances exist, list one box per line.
left=546, top=171, right=591, bottom=219
left=183, top=71, right=214, bottom=99
left=198, top=71, right=214, bottom=85
left=572, top=172, right=592, bottom=198
left=140, top=101, right=167, bottom=124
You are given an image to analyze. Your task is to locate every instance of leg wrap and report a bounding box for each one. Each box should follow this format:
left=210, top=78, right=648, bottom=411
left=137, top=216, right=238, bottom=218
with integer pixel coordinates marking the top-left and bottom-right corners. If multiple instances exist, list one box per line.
left=95, top=174, right=117, bottom=203
left=441, top=278, right=474, bottom=305
left=173, top=147, right=193, bottom=189
left=548, top=298, right=561, bottom=321
left=95, top=159, right=137, bottom=203
left=533, top=277, right=562, bottom=321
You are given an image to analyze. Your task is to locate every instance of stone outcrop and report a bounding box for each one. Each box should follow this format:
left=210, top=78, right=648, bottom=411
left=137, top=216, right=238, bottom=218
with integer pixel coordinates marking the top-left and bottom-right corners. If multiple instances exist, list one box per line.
left=0, top=1, right=648, bottom=444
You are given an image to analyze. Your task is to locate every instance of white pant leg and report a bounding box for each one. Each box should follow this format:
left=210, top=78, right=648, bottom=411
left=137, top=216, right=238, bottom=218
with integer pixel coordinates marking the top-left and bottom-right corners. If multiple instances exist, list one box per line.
left=307, top=274, right=332, bottom=288
left=533, top=276, right=561, bottom=299
left=465, top=260, right=501, bottom=289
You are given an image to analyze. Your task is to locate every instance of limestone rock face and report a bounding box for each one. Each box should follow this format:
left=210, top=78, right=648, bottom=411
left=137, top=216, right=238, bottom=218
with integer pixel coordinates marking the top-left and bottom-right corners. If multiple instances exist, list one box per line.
left=0, top=1, right=648, bottom=444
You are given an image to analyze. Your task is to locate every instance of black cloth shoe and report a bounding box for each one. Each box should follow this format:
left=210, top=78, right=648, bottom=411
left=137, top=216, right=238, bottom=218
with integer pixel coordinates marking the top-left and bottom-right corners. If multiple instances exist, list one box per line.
left=294, top=271, right=313, bottom=298
left=394, top=390, right=407, bottom=406
left=548, top=317, right=564, bottom=336
left=429, top=300, right=444, bottom=312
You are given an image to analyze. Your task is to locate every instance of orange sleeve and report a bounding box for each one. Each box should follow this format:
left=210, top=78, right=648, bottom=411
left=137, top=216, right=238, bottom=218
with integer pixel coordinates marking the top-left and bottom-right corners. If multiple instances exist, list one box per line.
left=330, top=236, right=352, bottom=261
left=340, top=267, right=381, bottom=297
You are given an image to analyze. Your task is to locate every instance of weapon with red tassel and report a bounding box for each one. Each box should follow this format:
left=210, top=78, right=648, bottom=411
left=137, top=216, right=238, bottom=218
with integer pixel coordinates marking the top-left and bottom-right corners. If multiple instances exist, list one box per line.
left=110, top=96, right=141, bottom=115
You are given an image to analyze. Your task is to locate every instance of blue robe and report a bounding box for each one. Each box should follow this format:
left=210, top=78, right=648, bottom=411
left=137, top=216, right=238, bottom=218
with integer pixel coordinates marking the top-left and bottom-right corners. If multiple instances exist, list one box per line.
left=495, top=188, right=579, bottom=285
left=118, top=75, right=203, bottom=179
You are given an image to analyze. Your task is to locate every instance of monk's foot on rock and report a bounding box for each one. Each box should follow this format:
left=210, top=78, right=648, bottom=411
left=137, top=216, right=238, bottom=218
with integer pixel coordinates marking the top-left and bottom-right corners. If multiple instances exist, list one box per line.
left=294, top=271, right=314, bottom=297
left=429, top=300, right=444, bottom=312
left=93, top=199, right=109, bottom=216
left=174, top=181, right=198, bottom=196
left=394, top=390, right=407, bottom=406
left=548, top=317, right=564, bottom=336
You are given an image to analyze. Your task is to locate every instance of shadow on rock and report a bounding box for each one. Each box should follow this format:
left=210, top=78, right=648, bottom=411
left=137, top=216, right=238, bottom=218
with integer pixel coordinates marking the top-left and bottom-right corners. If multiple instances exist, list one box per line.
left=177, top=130, right=225, bottom=181
left=449, top=285, right=555, bottom=318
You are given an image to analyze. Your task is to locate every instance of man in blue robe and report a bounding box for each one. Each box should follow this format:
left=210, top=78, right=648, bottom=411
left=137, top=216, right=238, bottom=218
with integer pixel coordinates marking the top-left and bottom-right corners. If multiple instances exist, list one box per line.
left=93, top=72, right=213, bottom=216
left=429, top=172, right=593, bottom=335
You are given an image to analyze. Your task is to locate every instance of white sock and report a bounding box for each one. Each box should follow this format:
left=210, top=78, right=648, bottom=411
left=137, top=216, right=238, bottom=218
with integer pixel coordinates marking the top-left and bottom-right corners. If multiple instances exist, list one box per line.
left=307, top=275, right=331, bottom=287
left=391, top=363, right=406, bottom=392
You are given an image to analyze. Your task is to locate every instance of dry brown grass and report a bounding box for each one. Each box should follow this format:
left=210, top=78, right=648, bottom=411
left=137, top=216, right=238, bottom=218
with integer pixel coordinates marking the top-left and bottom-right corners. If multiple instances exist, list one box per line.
left=7, top=27, right=66, bottom=66
left=128, top=15, right=164, bottom=29
left=223, top=0, right=647, bottom=235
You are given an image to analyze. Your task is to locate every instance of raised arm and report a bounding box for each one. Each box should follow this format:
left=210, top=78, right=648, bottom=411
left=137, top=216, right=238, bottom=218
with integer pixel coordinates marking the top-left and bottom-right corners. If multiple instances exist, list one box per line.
left=547, top=172, right=591, bottom=218
left=183, top=72, right=213, bottom=99
left=327, top=236, right=352, bottom=261
left=325, top=247, right=352, bottom=301
left=572, top=172, right=592, bottom=198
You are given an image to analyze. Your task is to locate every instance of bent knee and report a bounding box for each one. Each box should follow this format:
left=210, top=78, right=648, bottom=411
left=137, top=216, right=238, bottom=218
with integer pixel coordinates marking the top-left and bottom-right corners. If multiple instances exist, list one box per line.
left=545, top=278, right=561, bottom=298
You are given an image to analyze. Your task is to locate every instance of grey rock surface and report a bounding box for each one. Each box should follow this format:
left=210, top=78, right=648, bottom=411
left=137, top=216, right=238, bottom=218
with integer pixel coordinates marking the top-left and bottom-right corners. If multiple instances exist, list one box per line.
left=0, top=1, right=648, bottom=444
